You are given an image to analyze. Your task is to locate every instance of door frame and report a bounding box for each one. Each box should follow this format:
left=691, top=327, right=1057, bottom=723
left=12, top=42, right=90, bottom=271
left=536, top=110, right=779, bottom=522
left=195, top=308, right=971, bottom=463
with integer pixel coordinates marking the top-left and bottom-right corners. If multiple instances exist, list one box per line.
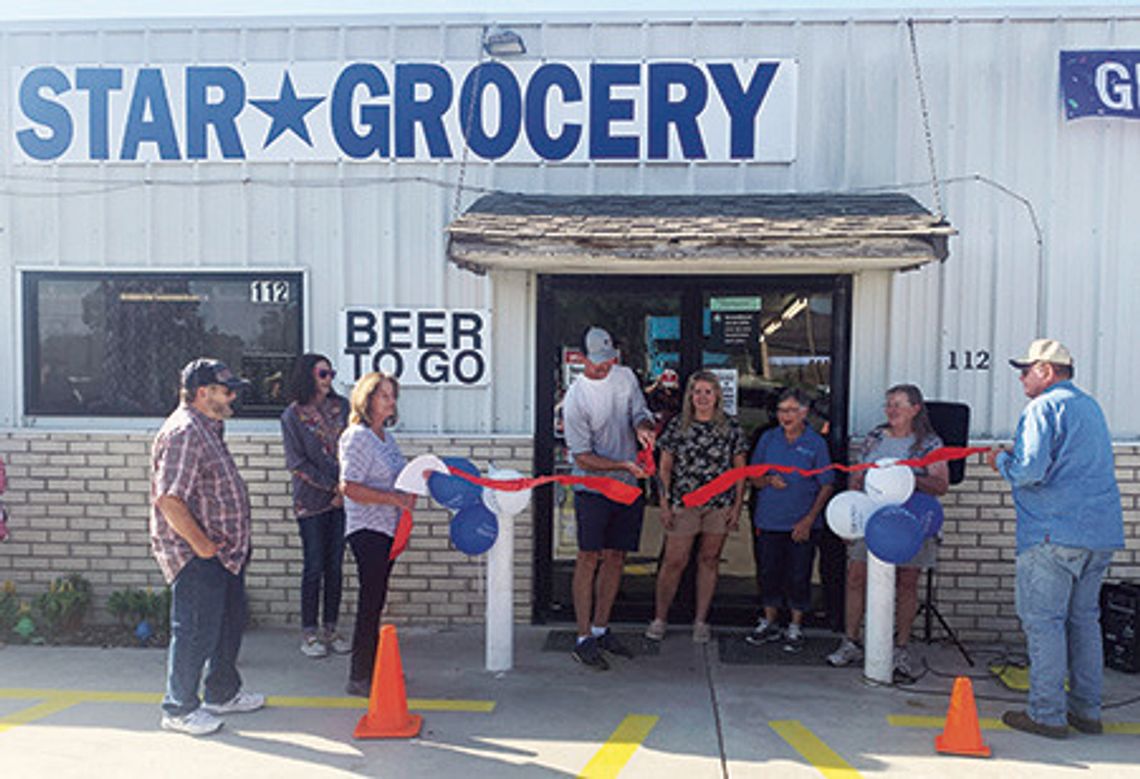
left=532, top=273, right=853, bottom=623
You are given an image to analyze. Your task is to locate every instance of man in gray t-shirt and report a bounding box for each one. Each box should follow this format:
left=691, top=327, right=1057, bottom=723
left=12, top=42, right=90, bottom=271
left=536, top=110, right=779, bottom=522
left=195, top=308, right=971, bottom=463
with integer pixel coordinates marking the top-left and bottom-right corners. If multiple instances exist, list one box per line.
left=562, top=326, right=656, bottom=670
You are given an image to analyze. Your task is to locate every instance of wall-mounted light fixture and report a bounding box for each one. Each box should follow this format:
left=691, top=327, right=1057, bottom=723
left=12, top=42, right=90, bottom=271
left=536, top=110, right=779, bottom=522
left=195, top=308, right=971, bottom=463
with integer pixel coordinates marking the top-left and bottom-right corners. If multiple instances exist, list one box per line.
left=482, top=24, right=526, bottom=57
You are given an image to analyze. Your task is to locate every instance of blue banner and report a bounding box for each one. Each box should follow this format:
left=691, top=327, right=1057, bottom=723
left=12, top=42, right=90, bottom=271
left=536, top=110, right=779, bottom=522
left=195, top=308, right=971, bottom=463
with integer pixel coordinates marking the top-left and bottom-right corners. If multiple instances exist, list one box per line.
left=1061, top=50, right=1140, bottom=120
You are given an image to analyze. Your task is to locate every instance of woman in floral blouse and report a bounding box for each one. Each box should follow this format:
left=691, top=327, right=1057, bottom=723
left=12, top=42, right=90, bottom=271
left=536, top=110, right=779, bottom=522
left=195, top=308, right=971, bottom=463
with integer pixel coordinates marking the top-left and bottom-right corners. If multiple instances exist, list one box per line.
left=645, top=370, right=748, bottom=644
left=280, top=353, right=349, bottom=658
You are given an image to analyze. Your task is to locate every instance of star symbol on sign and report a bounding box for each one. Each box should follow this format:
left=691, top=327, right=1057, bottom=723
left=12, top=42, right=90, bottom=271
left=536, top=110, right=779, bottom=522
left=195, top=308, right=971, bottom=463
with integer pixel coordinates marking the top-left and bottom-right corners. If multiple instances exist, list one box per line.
left=250, top=72, right=325, bottom=148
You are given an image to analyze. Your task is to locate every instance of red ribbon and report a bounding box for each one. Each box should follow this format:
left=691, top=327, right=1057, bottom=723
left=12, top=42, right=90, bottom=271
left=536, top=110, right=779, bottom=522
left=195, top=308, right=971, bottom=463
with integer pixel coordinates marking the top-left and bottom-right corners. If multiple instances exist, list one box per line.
left=680, top=446, right=990, bottom=507
left=447, top=468, right=642, bottom=505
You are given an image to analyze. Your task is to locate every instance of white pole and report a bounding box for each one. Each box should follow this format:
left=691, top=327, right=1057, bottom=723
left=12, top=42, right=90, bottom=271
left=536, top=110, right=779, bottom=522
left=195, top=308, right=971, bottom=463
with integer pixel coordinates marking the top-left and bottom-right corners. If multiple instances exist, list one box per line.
left=864, top=551, right=895, bottom=685
left=485, top=511, right=514, bottom=672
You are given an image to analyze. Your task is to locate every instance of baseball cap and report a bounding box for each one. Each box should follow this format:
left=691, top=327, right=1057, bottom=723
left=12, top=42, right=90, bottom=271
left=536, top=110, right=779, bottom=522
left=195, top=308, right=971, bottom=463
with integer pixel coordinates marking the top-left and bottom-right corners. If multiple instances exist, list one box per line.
left=180, top=358, right=251, bottom=393
left=584, top=326, right=618, bottom=364
left=1009, top=339, right=1073, bottom=369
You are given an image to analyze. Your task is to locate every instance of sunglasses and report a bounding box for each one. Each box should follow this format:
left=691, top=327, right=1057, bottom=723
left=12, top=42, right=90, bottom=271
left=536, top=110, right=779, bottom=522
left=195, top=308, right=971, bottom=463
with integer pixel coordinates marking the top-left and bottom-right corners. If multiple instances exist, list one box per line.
left=318, top=369, right=336, bottom=380
left=1019, top=365, right=1034, bottom=377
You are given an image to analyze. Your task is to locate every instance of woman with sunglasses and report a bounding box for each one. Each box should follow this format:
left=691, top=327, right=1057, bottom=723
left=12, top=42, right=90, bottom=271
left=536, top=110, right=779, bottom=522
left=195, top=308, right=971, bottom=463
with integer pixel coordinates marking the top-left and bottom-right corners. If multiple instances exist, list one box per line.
left=280, top=354, right=350, bottom=658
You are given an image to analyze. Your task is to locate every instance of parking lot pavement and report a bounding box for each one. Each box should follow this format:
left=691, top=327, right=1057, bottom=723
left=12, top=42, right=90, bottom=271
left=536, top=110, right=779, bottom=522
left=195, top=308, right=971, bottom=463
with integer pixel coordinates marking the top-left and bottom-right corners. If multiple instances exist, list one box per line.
left=2, top=625, right=1139, bottom=777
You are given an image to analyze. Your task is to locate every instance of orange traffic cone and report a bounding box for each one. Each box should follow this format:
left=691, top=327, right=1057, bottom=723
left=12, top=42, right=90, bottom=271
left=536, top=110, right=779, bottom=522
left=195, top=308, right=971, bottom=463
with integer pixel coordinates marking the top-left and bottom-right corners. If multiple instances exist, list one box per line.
left=935, top=676, right=991, bottom=757
left=353, top=624, right=423, bottom=739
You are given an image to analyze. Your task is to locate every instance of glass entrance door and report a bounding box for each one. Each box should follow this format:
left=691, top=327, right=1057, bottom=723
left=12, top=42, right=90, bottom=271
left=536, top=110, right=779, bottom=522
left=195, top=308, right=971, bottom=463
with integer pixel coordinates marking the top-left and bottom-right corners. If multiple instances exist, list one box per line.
left=534, top=275, right=850, bottom=626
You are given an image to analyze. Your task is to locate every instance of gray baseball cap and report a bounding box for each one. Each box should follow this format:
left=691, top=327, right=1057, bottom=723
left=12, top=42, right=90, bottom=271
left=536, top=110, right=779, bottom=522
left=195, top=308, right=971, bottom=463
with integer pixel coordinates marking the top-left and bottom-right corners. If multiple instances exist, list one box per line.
left=584, top=327, right=618, bottom=364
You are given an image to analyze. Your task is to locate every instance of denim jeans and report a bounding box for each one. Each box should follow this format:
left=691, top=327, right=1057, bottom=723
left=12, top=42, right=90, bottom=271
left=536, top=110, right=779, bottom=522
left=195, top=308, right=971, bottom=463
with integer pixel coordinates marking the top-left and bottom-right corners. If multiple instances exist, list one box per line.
left=163, top=556, right=248, bottom=717
left=298, top=508, right=345, bottom=632
left=348, top=530, right=394, bottom=684
left=755, top=529, right=817, bottom=614
left=1015, top=542, right=1114, bottom=726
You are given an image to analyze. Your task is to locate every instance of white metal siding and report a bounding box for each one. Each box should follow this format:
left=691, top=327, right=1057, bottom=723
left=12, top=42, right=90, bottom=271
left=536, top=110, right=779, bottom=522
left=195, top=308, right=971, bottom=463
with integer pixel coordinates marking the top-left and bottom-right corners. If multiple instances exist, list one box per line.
left=2, top=11, right=1139, bottom=438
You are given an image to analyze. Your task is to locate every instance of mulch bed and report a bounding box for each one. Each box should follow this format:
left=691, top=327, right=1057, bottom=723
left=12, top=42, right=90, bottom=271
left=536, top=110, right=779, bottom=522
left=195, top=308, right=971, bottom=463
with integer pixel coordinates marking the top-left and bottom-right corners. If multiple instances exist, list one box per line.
left=2, top=624, right=169, bottom=649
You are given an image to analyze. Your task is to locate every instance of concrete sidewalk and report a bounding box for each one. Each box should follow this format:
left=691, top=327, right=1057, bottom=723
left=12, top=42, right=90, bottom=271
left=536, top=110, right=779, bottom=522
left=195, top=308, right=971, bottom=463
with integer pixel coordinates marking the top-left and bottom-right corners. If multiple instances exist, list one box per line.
left=1, top=625, right=1139, bottom=777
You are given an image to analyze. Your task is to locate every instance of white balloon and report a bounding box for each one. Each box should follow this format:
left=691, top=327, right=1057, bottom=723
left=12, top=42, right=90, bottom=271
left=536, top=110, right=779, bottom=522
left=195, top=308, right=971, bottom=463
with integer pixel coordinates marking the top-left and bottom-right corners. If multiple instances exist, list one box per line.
left=826, top=490, right=878, bottom=540
left=394, top=454, right=448, bottom=496
left=482, top=468, right=532, bottom=517
left=864, top=458, right=916, bottom=506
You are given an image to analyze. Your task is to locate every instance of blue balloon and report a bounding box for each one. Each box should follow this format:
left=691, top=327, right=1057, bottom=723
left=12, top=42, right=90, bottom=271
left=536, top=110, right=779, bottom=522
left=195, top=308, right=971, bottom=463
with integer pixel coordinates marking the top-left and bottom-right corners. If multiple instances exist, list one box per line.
left=428, top=472, right=482, bottom=510
left=903, top=491, right=944, bottom=538
left=450, top=503, right=499, bottom=555
left=864, top=505, right=925, bottom=565
left=442, top=456, right=480, bottom=477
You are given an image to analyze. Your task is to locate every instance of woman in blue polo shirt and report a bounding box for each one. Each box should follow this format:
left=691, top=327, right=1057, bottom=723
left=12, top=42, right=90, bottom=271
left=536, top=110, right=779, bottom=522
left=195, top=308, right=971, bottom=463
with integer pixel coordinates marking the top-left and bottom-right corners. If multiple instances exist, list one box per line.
left=745, top=388, right=834, bottom=653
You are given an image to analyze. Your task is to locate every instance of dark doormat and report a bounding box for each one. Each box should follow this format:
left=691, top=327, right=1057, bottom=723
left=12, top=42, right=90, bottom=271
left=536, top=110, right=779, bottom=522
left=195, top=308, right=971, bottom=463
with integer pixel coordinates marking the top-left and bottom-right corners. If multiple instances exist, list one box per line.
left=542, top=629, right=661, bottom=656
left=717, top=634, right=836, bottom=666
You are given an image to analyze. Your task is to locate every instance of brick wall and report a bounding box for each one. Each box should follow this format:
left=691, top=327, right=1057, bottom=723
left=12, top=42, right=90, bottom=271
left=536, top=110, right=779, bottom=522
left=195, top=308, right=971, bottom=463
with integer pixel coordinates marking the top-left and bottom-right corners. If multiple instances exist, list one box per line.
left=2, top=431, right=1137, bottom=642
left=931, top=447, right=1140, bottom=643
left=0, top=431, right=534, bottom=629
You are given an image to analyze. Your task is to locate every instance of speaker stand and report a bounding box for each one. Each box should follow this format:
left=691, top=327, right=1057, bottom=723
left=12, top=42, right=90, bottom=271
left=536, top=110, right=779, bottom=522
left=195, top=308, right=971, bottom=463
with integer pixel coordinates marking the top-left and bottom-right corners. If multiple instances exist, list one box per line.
left=918, top=568, right=974, bottom=666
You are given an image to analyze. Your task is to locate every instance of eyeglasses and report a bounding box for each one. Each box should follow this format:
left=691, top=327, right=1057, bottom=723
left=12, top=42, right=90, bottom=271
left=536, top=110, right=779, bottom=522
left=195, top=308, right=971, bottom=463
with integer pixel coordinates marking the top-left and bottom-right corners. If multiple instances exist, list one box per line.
left=318, top=369, right=336, bottom=380
left=1019, top=365, right=1034, bottom=377
left=210, top=383, right=236, bottom=396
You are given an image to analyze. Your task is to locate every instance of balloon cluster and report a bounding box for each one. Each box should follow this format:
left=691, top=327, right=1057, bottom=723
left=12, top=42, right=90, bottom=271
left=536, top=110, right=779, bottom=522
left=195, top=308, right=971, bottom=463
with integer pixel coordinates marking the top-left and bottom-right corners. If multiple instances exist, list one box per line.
left=426, top=457, right=532, bottom=556
left=824, top=458, right=944, bottom=565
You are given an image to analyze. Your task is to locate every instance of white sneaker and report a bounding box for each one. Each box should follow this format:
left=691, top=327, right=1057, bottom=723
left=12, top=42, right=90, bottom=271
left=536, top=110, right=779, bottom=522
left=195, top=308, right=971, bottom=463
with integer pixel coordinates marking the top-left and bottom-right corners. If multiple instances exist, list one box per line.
left=893, top=645, right=914, bottom=679
left=826, top=637, right=864, bottom=667
left=301, top=634, right=328, bottom=658
left=202, top=690, right=265, bottom=715
left=644, top=619, right=667, bottom=641
left=323, top=630, right=352, bottom=655
left=161, top=708, right=223, bottom=736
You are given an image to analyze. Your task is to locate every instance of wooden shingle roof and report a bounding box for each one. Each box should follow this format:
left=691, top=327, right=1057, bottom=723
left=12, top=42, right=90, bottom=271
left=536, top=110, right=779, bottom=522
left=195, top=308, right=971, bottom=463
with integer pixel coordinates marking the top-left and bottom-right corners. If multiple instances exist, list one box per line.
left=447, top=193, right=954, bottom=275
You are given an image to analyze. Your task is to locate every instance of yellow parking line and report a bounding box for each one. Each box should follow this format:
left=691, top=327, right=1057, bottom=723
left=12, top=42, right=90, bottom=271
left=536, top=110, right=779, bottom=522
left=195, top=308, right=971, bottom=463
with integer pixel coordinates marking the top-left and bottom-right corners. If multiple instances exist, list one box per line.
left=770, top=720, right=862, bottom=779
left=0, top=697, right=82, bottom=734
left=0, top=689, right=494, bottom=713
left=888, top=714, right=1140, bottom=735
left=579, top=714, right=659, bottom=778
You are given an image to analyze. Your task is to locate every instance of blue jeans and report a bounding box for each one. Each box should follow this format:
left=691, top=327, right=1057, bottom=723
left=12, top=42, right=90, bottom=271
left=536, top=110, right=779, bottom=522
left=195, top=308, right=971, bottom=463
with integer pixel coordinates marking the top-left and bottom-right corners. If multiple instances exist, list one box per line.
left=298, top=508, right=345, bottom=632
left=1015, top=542, right=1114, bottom=726
left=163, top=556, right=248, bottom=717
left=755, top=529, right=817, bottom=614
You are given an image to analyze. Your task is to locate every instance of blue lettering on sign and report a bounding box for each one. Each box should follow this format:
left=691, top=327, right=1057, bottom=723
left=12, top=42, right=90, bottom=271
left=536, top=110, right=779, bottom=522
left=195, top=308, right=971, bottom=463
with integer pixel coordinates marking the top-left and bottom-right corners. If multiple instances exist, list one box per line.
left=395, top=63, right=452, bottom=158
left=76, top=68, right=121, bottom=160
left=589, top=63, right=640, bottom=159
left=120, top=68, right=180, bottom=160
left=331, top=63, right=390, bottom=158
left=12, top=60, right=788, bottom=162
left=17, top=66, right=73, bottom=160
left=460, top=62, right=521, bottom=160
left=524, top=63, right=581, bottom=161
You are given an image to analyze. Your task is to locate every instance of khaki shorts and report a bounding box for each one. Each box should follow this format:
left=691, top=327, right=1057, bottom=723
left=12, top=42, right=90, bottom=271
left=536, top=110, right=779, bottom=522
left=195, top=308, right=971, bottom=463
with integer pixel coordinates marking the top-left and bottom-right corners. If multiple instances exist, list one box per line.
left=664, top=505, right=735, bottom=537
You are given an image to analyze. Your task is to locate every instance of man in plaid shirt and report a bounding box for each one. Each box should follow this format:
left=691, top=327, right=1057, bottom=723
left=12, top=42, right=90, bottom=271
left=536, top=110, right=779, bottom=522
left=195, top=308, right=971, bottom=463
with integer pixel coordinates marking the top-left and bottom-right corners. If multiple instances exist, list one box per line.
left=150, top=358, right=265, bottom=736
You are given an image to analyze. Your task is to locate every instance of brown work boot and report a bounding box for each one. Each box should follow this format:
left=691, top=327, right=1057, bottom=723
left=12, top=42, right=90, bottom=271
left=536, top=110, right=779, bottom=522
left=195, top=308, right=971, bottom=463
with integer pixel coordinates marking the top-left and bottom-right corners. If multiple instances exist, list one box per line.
left=1001, top=710, right=1068, bottom=739
left=1067, top=711, right=1104, bottom=735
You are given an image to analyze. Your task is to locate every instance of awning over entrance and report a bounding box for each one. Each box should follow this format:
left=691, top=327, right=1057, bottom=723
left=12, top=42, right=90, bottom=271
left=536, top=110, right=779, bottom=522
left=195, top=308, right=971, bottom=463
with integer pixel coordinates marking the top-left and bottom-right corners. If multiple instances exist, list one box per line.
left=446, top=193, right=954, bottom=275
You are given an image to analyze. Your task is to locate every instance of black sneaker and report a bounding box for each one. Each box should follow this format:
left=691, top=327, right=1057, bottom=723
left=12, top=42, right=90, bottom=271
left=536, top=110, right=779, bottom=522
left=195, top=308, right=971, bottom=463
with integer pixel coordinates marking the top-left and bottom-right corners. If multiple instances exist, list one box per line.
left=596, top=629, right=634, bottom=659
left=745, top=619, right=783, bottom=647
left=571, top=636, right=610, bottom=670
left=782, top=628, right=804, bottom=654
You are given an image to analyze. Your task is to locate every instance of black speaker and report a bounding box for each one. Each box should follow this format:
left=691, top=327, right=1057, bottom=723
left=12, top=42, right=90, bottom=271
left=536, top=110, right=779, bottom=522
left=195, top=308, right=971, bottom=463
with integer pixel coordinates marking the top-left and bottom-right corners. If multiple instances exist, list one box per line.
left=1101, top=581, right=1140, bottom=674
left=925, top=401, right=970, bottom=486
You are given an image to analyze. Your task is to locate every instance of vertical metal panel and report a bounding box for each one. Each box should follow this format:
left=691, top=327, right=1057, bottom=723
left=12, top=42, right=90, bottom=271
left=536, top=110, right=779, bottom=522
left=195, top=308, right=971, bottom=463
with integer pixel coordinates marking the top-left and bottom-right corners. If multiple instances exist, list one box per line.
left=2, top=11, right=1140, bottom=437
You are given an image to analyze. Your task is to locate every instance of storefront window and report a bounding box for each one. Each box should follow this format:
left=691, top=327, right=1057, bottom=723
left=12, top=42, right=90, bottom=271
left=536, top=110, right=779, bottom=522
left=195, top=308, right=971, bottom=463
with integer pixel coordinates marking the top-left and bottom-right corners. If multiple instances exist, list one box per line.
left=23, top=271, right=303, bottom=418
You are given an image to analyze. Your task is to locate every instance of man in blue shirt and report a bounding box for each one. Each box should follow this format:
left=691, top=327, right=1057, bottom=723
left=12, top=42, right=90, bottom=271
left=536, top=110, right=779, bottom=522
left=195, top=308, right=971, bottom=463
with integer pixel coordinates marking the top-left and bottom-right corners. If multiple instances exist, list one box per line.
left=987, top=339, right=1124, bottom=739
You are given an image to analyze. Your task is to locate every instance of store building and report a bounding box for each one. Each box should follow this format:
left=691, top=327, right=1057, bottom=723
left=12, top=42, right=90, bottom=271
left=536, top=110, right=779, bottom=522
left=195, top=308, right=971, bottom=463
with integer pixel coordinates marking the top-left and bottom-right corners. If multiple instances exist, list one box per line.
left=1, top=4, right=1137, bottom=641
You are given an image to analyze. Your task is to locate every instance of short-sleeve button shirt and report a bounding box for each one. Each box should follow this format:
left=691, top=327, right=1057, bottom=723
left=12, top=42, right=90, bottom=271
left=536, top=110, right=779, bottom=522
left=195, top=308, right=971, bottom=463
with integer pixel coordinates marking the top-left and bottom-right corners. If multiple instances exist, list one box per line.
left=658, top=415, right=747, bottom=508
left=150, top=404, right=251, bottom=583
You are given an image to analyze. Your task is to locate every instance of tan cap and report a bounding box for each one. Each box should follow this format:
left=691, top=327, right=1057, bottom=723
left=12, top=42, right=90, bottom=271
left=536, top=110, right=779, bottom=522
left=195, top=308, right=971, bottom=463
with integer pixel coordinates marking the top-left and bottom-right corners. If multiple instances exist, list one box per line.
left=1009, top=338, right=1073, bottom=369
